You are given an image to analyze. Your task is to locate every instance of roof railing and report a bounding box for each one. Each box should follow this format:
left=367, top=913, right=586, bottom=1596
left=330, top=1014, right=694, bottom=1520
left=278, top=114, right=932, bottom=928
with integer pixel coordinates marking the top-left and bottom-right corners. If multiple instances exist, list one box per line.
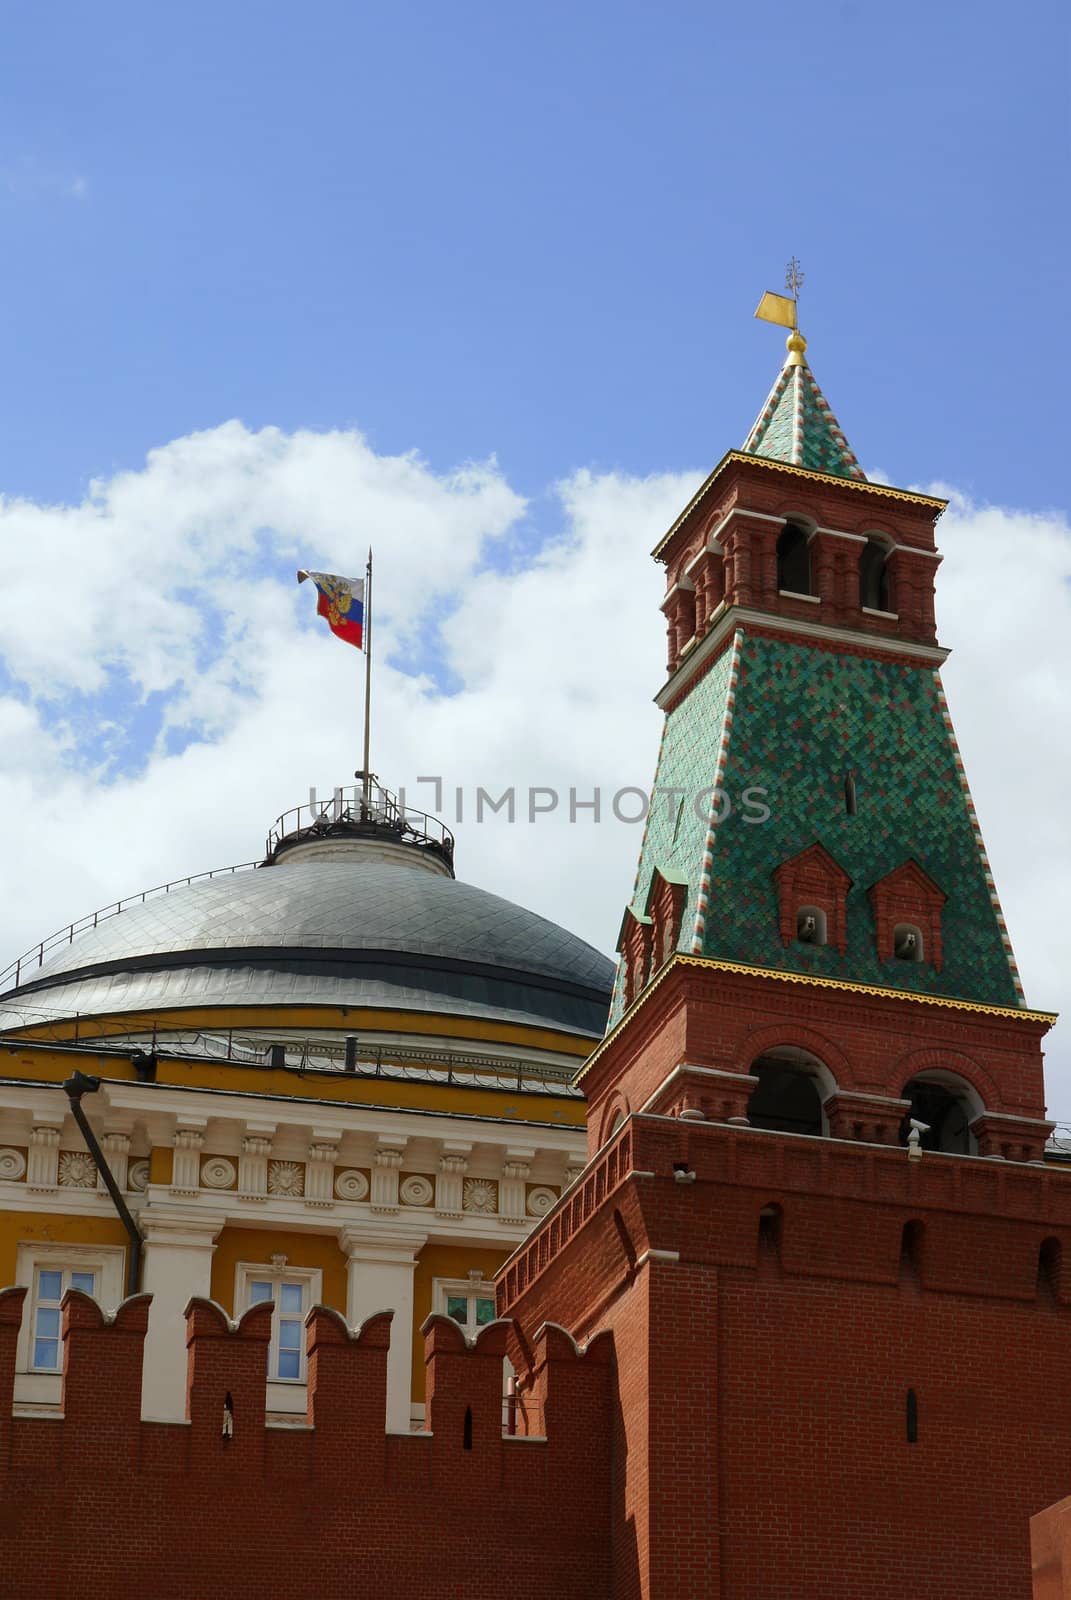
left=0, top=862, right=261, bottom=993
left=265, top=780, right=454, bottom=868
left=187, top=1034, right=580, bottom=1095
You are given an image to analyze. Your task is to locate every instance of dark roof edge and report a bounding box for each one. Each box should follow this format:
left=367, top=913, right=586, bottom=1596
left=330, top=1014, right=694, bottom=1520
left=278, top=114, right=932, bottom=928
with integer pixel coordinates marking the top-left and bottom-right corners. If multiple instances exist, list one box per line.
left=2, top=944, right=614, bottom=1008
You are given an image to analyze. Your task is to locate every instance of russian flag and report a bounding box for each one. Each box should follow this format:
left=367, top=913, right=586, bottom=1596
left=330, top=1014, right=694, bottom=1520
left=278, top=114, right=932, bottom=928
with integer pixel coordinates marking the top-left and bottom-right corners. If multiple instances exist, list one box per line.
left=297, top=569, right=365, bottom=649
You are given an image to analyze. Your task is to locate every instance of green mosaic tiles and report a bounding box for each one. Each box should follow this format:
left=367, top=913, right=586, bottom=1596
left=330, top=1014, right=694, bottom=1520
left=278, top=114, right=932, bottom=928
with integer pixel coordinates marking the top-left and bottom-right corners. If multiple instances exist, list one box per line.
left=614, top=631, right=1020, bottom=1022
left=608, top=645, right=736, bottom=1024
left=742, top=359, right=868, bottom=481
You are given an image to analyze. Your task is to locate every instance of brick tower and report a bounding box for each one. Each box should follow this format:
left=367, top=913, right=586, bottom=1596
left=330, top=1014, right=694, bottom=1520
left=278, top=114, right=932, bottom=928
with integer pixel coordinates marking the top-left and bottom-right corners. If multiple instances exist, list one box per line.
left=499, top=321, right=1069, bottom=1599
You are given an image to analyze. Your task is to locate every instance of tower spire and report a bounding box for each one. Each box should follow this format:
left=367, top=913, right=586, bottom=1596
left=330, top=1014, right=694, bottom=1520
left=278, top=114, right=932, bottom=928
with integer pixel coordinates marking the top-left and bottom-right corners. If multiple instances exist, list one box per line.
left=745, top=263, right=866, bottom=480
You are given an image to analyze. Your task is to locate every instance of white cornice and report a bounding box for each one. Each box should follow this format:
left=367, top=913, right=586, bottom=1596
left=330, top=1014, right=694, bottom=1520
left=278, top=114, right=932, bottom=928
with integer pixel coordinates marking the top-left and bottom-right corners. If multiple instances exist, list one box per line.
left=816, top=525, right=867, bottom=543
left=893, top=543, right=943, bottom=561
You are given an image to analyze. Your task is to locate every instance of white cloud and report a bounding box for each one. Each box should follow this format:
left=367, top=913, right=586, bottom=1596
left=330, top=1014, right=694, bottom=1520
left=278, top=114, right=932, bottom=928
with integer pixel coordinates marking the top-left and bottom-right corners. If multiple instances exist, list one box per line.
left=0, top=425, right=1067, bottom=1116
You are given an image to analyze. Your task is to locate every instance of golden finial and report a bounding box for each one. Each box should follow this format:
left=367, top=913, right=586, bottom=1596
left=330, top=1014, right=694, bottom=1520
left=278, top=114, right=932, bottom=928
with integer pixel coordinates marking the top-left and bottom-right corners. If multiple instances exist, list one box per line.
left=754, top=257, right=808, bottom=364
left=786, top=328, right=808, bottom=366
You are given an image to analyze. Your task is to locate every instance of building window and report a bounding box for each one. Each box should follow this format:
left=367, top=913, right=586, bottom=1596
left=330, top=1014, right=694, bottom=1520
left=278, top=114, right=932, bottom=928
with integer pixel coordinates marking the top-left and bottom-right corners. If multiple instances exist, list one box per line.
left=236, top=1261, right=321, bottom=1384
left=436, top=1272, right=497, bottom=1337
left=14, top=1244, right=126, bottom=1403
left=31, top=1266, right=97, bottom=1371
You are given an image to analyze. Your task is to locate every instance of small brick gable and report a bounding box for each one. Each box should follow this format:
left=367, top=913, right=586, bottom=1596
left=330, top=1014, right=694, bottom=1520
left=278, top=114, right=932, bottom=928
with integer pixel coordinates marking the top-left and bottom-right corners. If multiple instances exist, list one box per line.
left=773, top=841, right=852, bottom=954
left=645, top=867, right=688, bottom=973
left=869, top=856, right=947, bottom=971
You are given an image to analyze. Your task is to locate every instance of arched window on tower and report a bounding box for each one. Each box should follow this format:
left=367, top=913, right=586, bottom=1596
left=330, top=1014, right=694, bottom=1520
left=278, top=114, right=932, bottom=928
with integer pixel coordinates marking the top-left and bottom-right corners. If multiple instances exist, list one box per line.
left=893, top=922, right=924, bottom=962
left=776, top=523, right=812, bottom=597
left=859, top=538, right=892, bottom=612
left=747, top=1051, right=826, bottom=1137
left=795, top=905, right=828, bottom=946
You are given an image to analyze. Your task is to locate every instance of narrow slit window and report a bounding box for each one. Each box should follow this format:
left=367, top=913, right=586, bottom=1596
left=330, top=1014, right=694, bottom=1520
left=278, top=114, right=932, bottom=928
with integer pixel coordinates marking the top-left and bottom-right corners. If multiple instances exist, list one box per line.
left=757, top=1204, right=782, bottom=1256
left=1038, top=1238, right=1061, bottom=1305
left=844, top=773, right=857, bottom=816
left=906, top=1388, right=918, bottom=1444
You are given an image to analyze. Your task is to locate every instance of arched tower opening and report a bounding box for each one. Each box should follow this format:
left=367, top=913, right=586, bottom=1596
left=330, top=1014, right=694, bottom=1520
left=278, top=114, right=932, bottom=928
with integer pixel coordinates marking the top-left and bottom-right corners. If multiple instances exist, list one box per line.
left=900, top=1074, right=978, bottom=1155
left=746, top=1048, right=829, bottom=1137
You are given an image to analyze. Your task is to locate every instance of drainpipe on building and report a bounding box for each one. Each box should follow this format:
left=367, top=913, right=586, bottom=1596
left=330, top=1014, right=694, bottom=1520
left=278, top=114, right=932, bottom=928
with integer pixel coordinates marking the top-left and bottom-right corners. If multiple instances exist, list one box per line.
left=62, top=1071, right=143, bottom=1297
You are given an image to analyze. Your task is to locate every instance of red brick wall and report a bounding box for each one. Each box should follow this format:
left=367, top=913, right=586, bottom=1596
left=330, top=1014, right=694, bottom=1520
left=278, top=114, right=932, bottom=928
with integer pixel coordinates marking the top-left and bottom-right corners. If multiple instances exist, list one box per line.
left=0, top=1289, right=611, bottom=1600
left=502, top=1116, right=1071, bottom=1600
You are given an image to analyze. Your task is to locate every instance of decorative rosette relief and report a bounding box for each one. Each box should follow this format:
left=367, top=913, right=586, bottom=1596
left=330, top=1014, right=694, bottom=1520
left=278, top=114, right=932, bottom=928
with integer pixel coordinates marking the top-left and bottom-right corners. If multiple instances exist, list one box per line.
left=0, top=1148, right=27, bottom=1182
left=267, top=1160, right=305, bottom=1198
left=399, top=1174, right=434, bottom=1207
left=200, top=1156, right=237, bottom=1190
left=58, top=1150, right=97, bottom=1189
left=526, top=1185, right=558, bottom=1218
left=334, top=1169, right=369, bottom=1202
left=462, top=1178, right=498, bottom=1215
left=127, top=1159, right=150, bottom=1194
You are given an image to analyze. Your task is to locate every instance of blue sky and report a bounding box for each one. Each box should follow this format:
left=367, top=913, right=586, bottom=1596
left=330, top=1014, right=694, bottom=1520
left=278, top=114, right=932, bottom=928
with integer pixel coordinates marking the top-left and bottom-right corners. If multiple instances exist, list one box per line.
left=0, top=3, right=1069, bottom=1105
left=0, top=0, right=1067, bottom=513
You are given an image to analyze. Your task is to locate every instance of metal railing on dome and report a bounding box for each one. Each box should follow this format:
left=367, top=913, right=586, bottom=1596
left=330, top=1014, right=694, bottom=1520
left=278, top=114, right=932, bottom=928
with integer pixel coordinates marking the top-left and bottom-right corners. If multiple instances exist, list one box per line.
left=265, top=781, right=454, bottom=867
left=54, top=1026, right=584, bottom=1097
left=0, top=862, right=262, bottom=994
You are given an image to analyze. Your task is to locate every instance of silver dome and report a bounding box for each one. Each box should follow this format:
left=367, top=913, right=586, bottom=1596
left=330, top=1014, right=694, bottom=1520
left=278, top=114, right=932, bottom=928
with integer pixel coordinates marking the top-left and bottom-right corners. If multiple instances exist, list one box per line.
left=5, top=861, right=614, bottom=1037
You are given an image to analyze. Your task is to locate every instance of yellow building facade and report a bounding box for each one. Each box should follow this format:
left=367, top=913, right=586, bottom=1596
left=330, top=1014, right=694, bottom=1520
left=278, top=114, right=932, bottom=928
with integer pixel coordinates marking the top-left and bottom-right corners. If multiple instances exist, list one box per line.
left=0, top=783, right=612, bottom=1427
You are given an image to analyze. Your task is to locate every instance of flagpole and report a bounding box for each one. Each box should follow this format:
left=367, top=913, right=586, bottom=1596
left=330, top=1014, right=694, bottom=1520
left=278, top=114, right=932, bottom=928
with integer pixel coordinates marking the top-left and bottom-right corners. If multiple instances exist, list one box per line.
left=361, top=547, right=373, bottom=817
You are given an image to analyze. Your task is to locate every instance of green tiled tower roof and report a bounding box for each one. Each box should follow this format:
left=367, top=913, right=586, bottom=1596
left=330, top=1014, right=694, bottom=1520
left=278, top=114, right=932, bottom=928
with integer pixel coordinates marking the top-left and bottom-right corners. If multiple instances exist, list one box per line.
left=609, top=630, right=1024, bottom=1024
left=742, top=335, right=867, bottom=481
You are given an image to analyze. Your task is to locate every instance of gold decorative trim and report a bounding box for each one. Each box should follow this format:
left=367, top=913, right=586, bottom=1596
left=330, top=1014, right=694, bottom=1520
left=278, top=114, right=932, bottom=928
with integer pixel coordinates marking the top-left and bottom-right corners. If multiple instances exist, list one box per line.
left=575, top=957, right=679, bottom=1082
left=577, top=953, right=1055, bottom=1083
left=652, top=452, right=948, bottom=559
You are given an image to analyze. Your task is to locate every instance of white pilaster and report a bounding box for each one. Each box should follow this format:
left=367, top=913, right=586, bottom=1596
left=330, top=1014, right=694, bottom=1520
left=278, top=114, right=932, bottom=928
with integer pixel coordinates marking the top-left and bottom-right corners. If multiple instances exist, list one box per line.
left=305, top=1133, right=340, bottom=1209
left=370, top=1139, right=406, bottom=1213
left=238, top=1126, right=274, bottom=1201
left=26, top=1122, right=62, bottom=1191
left=171, top=1124, right=206, bottom=1195
left=499, top=1148, right=533, bottom=1224
left=139, top=1208, right=226, bottom=1422
left=435, top=1142, right=470, bottom=1217
left=97, top=1132, right=131, bottom=1193
left=338, top=1224, right=425, bottom=1433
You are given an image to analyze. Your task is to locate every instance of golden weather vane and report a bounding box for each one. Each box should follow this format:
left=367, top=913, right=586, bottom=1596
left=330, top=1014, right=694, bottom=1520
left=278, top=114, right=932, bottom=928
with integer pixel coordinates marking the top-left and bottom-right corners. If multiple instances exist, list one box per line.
left=754, top=257, right=808, bottom=365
